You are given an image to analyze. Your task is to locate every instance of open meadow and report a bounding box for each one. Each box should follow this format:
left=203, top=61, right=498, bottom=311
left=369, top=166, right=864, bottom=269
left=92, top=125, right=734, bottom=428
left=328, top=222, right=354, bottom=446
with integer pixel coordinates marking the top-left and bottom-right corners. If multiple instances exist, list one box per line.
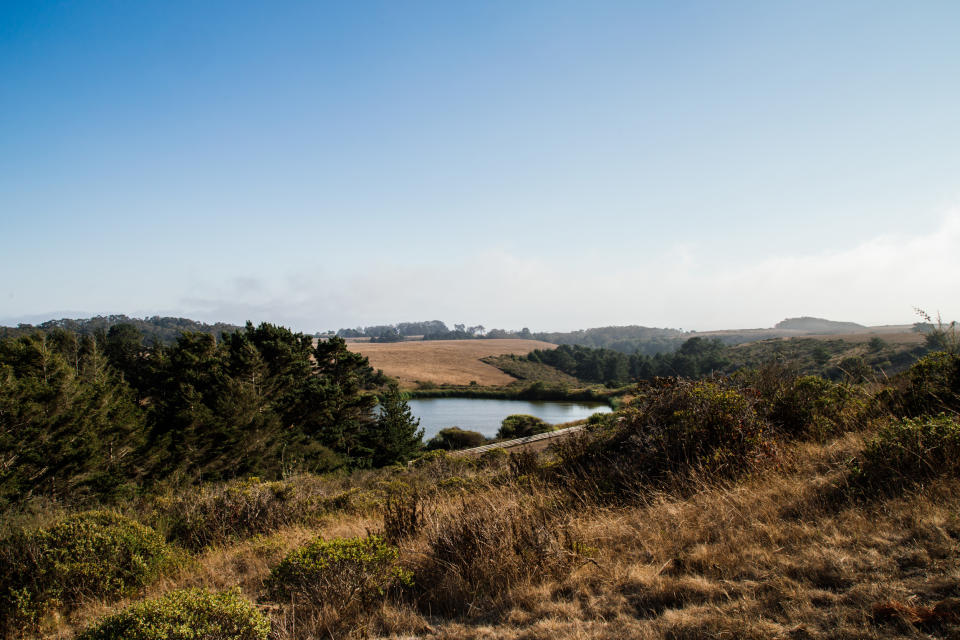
left=346, top=339, right=558, bottom=387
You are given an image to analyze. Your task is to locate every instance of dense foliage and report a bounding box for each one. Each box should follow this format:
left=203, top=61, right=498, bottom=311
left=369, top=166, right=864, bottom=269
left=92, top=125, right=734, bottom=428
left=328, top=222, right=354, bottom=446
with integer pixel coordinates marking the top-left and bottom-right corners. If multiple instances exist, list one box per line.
left=0, top=322, right=419, bottom=507
left=529, top=337, right=730, bottom=386
left=75, top=589, right=269, bottom=640
left=0, top=511, right=173, bottom=631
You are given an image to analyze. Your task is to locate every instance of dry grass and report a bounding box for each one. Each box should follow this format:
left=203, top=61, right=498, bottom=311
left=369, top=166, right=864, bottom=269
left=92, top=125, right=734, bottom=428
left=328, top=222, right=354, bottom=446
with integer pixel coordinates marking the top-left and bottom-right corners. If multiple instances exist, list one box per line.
left=347, top=339, right=558, bottom=387
left=22, top=430, right=960, bottom=640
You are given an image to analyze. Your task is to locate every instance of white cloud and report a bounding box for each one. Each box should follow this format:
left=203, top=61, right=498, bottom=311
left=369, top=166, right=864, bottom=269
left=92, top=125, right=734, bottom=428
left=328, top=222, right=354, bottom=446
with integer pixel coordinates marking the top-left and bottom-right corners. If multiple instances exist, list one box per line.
left=172, top=212, right=960, bottom=332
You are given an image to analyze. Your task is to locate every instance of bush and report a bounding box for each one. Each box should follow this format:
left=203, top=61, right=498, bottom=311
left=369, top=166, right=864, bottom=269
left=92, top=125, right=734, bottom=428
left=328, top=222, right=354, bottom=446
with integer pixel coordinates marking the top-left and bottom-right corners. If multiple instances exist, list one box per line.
left=746, top=367, right=865, bottom=439
left=265, top=535, right=411, bottom=613
left=417, top=491, right=579, bottom=616
left=425, top=427, right=486, bottom=451
left=899, top=352, right=960, bottom=416
left=625, top=378, right=768, bottom=476
left=152, top=476, right=322, bottom=549
left=75, top=588, right=268, bottom=640
left=382, top=489, right=426, bottom=544
left=553, top=378, right=771, bottom=498
left=851, top=414, right=960, bottom=491
left=0, top=511, right=173, bottom=632
left=497, top=414, right=553, bottom=440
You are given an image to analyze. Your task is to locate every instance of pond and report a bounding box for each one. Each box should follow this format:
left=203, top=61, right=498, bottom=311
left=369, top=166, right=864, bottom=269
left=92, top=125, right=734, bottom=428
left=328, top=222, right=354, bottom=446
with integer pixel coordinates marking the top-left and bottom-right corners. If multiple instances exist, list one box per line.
left=405, top=397, right=612, bottom=440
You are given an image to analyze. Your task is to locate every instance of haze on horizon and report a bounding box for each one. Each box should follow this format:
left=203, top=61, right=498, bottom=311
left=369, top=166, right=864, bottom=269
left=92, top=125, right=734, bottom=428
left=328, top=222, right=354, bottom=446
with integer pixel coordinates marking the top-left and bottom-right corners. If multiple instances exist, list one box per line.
left=2, top=1, right=958, bottom=334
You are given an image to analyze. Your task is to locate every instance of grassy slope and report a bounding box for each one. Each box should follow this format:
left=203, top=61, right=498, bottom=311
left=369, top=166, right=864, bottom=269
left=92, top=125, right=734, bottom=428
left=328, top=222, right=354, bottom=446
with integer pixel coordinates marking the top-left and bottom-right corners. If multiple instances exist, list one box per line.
left=481, top=354, right=584, bottom=386
left=26, top=425, right=960, bottom=640
left=345, top=339, right=558, bottom=387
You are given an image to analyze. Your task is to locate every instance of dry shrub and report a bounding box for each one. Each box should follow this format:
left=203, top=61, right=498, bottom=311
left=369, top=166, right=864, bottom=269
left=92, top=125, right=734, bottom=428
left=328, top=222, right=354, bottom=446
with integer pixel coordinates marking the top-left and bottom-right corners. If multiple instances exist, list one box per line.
left=151, top=475, right=332, bottom=549
left=416, top=488, right=583, bottom=616
left=381, top=489, right=427, bottom=544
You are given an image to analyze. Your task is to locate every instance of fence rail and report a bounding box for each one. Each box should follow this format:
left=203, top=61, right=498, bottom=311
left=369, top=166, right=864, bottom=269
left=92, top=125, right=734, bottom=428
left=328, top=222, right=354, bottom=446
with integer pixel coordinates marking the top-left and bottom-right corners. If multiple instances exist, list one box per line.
left=451, top=424, right=587, bottom=456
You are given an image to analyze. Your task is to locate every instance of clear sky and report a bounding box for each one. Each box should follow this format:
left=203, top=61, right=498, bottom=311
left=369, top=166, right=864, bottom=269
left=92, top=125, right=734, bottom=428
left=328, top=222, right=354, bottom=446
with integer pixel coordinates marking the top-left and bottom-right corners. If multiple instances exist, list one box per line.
left=2, top=1, right=958, bottom=332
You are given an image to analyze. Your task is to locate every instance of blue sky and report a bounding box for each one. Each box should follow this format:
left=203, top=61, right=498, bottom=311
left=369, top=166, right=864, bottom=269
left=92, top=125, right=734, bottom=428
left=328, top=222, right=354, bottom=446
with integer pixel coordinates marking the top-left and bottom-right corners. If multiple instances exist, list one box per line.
left=2, top=1, right=958, bottom=331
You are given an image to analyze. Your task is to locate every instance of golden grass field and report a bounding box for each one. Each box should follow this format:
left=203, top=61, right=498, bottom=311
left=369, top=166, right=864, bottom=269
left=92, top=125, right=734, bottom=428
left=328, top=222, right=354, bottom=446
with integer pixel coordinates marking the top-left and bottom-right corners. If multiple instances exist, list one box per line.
left=346, top=339, right=557, bottom=387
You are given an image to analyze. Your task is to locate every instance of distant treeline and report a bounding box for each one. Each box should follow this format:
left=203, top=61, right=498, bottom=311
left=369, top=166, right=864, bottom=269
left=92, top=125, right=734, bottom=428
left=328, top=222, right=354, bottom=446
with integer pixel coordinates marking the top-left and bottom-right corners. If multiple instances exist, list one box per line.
left=334, top=321, right=690, bottom=355
left=526, top=334, right=933, bottom=387
left=529, top=337, right=731, bottom=386
left=336, top=321, right=489, bottom=342
left=0, top=323, right=424, bottom=510
left=0, top=315, right=242, bottom=344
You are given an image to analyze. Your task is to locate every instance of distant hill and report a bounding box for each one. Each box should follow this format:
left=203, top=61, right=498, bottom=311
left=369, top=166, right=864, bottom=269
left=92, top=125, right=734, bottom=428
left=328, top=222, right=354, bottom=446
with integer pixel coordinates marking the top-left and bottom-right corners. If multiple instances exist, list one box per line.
left=0, top=314, right=243, bottom=344
left=528, top=325, right=688, bottom=355
left=774, top=317, right=867, bottom=333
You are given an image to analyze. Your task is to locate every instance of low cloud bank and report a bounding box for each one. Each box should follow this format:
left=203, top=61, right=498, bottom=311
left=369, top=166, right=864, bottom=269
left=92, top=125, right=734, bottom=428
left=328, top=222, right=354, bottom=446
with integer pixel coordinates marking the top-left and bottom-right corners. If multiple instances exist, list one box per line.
left=177, top=212, right=960, bottom=333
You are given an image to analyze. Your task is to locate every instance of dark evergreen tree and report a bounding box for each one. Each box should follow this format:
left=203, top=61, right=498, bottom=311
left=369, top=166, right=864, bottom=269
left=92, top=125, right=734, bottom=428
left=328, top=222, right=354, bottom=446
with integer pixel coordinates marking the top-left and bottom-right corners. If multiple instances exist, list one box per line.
left=368, top=383, right=423, bottom=466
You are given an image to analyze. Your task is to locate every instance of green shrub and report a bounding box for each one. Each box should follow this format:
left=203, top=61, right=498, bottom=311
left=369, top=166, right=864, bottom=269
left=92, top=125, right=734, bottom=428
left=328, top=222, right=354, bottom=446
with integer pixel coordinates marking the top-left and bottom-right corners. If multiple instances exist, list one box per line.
left=0, top=511, right=173, bottom=631
left=265, top=535, right=411, bottom=611
left=628, top=379, right=768, bottom=476
left=751, top=371, right=865, bottom=440
left=497, top=414, right=553, bottom=440
left=553, top=378, right=771, bottom=498
left=900, top=351, right=960, bottom=416
left=851, top=414, right=960, bottom=491
left=75, top=588, right=268, bottom=640
left=425, top=427, right=487, bottom=450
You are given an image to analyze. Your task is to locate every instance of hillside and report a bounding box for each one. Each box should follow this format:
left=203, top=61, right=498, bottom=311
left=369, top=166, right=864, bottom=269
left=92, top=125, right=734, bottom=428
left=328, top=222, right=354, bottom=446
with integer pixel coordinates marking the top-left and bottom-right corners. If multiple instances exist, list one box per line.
left=2, top=347, right=959, bottom=639
left=345, top=338, right=558, bottom=387
left=775, top=316, right=868, bottom=332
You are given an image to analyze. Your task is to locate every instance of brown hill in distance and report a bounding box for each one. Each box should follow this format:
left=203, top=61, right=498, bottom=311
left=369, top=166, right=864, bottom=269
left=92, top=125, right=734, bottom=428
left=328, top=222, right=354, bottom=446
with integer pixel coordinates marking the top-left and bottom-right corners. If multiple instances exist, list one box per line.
left=774, top=316, right=867, bottom=333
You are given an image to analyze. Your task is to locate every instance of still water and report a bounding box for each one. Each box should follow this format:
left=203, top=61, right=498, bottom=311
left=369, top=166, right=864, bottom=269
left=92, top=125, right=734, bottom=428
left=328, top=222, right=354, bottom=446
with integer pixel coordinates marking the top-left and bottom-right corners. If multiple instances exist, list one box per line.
left=406, top=397, right=612, bottom=440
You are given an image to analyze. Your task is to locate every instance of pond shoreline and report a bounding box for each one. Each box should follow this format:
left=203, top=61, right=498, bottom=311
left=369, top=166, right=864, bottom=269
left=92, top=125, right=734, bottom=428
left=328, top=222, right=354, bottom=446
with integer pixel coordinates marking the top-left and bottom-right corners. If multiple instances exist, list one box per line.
left=404, top=395, right=614, bottom=440
left=405, top=383, right=626, bottom=408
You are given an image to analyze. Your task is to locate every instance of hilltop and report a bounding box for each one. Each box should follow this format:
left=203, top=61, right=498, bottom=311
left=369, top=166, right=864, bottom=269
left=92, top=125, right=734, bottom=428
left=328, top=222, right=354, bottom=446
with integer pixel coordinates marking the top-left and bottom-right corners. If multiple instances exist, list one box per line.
left=775, top=316, right=868, bottom=332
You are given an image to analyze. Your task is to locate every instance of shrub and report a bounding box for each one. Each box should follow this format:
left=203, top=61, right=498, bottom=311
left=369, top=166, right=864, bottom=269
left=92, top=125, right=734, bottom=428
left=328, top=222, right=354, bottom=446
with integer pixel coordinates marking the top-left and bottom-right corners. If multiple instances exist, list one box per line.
left=746, top=367, right=865, bottom=439
left=553, top=378, right=771, bottom=498
left=899, top=351, right=960, bottom=416
left=75, top=588, right=268, bottom=640
left=0, top=511, right=173, bottom=632
left=497, top=414, right=553, bottom=440
left=152, top=476, right=321, bottom=549
left=417, top=491, right=579, bottom=616
left=265, top=535, right=411, bottom=612
left=851, top=414, right=960, bottom=492
left=625, top=378, right=768, bottom=476
left=381, top=489, right=426, bottom=544
left=425, top=427, right=486, bottom=450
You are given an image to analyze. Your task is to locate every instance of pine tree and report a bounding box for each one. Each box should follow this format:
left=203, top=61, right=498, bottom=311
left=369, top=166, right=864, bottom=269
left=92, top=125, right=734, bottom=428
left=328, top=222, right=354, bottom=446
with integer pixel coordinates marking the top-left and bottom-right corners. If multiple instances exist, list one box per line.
left=369, top=383, right=424, bottom=466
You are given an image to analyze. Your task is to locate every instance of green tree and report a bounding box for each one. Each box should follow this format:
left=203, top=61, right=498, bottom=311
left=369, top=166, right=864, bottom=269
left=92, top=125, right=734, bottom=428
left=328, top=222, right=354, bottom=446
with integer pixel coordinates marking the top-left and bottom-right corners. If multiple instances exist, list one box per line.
left=369, top=384, right=424, bottom=466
